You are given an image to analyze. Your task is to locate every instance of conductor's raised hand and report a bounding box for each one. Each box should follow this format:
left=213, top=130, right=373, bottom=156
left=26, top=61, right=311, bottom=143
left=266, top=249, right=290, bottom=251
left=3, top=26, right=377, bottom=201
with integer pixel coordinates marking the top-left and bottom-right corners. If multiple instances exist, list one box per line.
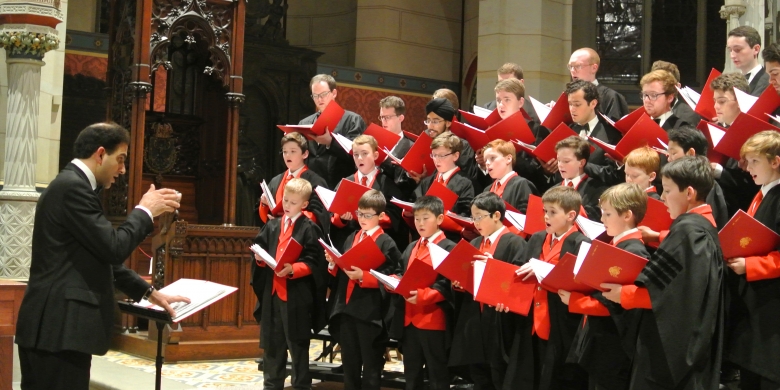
left=139, top=184, right=182, bottom=217
left=148, top=289, right=191, bottom=317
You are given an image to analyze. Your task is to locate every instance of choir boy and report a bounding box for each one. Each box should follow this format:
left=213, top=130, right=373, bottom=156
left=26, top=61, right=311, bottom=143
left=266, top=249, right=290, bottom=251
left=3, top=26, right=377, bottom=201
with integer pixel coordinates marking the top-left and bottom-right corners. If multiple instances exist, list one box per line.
left=624, top=146, right=661, bottom=200
left=251, top=178, right=327, bottom=390
left=330, top=134, right=407, bottom=249
left=510, top=186, right=591, bottom=390
left=483, top=138, right=539, bottom=213
left=449, top=192, right=526, bottom=390
left=388, top=196, right=457, bottom=390
left=724, top=131, right=780, bottom=389
left=601, top=156, right=724, bottom=390
left=483, top=62, right=540, bottom=125
left=378, top=96, right=417, bottom=196
left=558, top=183, right=651, bottom=390
left=728, top=26, right=770, bottom=96
left=640, top=70, right=689, bottom=131
left=553, top=136, right=607, bottom=221
left=325, top=189, right=402, bottom=390
left=299, top=74, right=366, bottom=188
left=259, top=132, right=330, bottom=234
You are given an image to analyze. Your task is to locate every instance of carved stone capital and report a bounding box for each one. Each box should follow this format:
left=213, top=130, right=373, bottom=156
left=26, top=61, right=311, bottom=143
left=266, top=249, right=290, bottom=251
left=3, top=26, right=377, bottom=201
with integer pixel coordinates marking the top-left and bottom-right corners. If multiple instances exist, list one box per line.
left=0, top=25, right=59, bottom=59
left=720, top=4, right=747, bottom=20
left=225, top=92, right=245, bottom=107
left=128, top=81, right=153, bottom=98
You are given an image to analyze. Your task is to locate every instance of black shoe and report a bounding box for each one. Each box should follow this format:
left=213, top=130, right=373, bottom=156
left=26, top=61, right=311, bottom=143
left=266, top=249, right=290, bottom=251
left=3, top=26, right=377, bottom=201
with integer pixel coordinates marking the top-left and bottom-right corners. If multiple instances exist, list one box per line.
left=331, top=364, right=344, bottom=374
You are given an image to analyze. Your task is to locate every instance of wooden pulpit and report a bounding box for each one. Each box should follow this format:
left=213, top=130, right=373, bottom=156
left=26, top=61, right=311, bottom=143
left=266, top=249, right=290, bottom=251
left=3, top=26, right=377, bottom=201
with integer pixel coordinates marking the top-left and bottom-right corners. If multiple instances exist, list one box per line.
left=0, top=280, right=25, bottom=390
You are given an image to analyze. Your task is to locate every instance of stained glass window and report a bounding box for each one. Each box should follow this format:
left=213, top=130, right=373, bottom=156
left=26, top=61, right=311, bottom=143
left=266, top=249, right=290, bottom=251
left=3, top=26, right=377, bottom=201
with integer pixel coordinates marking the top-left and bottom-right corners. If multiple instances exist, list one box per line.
left=596, top=0, right=643, bottom=85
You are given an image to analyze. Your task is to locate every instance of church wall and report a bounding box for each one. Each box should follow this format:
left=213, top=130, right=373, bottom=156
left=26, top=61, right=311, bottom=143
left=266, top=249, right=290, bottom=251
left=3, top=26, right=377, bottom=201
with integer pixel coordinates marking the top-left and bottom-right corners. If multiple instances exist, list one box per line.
left=286, top=0, right=358, bottom=67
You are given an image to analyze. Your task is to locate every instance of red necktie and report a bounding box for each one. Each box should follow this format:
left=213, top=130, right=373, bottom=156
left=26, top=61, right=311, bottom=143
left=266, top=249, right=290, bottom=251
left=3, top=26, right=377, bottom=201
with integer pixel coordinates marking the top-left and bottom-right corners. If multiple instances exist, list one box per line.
left=417, top=238, right=429, bottom=259
left=748, top=191, right=764, bottom=217
left=480, top=238, right=491, bottom=252
left=566, top=181, right=574, bottom=188
left=492, top=181, right=501, bottom=193
left=361, top=176, right=368, bottom=187
left=285, top=217, right=292, bottom=234
left=346, top=230, right=369, bottom=304
left=437, top=174, right=445, bottom=184
left=360, top=231, right=367, bottom=241
left=551, top=237, right=559, bottom=249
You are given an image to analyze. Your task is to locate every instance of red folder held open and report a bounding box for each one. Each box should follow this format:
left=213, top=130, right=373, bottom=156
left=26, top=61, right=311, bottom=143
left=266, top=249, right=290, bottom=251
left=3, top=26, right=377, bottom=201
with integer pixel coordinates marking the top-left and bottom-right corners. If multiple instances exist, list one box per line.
left=277, top=100, right=346, bottom=139
left=523, top=195, right=546, bottom=235
left=320, top=236, right=386, bottom=271
left=473, top=259, right=536, bottom=316
left=540, top=253, right=595, bottom=294
left=589, top=114, right=669, bottom=162
left=514, top=123, right=579, bottom=163
left=430, top=239, right=481, bottom=293
left=450, top=111, right=536, bottom=151
left=600, top=106, right=647, bottom=135
left=639, top=197, right=673, bottom=233
left=713, top=113, right=780, bottom=161
left=696, top=120, right=728, bottom=165
left=393, top=259, right=440, bottom=299
left=746, top=85, right=780, bottom=118
left=316, top=179, right=372, bottom=216
left=364, top=123, right=402, bottom=162
left=384, top=132, right=435, bottom=176
left=251, top=238, right=303, bottom=272
left=426, top=181, right=459, bottom=211
left=574, top=241, right=648, bottom=291
left=537, top=92, right=574, bottom=130
left=459, top=109, right=502, bottom=130
left=694, top=68, right=721, bottom=121
left=719, top=209, right=780, bottom=259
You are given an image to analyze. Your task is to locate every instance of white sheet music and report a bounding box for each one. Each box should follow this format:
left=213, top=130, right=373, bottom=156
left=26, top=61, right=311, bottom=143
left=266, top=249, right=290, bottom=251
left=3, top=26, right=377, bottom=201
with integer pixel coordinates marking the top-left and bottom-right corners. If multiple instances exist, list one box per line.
left=529, top=96, right=551, bottom=124
left=315, top=186, right=336, bottom=210
left=446, top=211, right=473, bottom=224
left=473, top=260, right=486, bottom=295
left=676, top=85, right=701, bottom=110
left=369, top=269, right=399, bottom=290
left=528, top=258, right=554, bottom=284
left=428, top=242, right=451, bottom=269
left=318, top=237, right=342, bottom=257
left=734, top=87, right=758, bottom=114
left=261, top=180, right=276, bottom=209
left=133, top=278, right=237, bottom=323
left=250, top=244, right=278, bottom=269
left=390, top=197, right=415, bottom=209
left=573, top=242, right=592, bottom=276
left=707, top=124, right=726, bottom=146
left=505, top=210, right=526, bottom=231
left=332, top=132, right=354, bottom=154
left=473, top=105, right=492, bottom=118
left=576, top=216, right=606, bottom=240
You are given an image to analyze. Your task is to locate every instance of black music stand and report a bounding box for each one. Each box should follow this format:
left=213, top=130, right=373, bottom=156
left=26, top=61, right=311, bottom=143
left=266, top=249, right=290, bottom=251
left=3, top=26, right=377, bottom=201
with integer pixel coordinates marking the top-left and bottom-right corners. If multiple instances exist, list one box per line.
left=117, top=301, right=173, bottom=390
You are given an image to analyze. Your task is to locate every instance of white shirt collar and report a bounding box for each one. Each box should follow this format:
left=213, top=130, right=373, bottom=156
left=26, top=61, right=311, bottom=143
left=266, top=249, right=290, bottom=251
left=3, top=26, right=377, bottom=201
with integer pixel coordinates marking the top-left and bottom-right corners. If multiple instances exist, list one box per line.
left=422, top=230, right=443, bottom=242
left=583, top=115, right=600, bottom=137
left=71, top=159, right=97, bottom=191
left=746, top=64, right=763, bottom=84
left=654, top=110, right=674, bottom=127
left=552, top=225, right=577, bottom=241
left=486, top=226, right=506, bottom=244
left=762, top=177, right=780, bottom=196
left=591, top=79, right=600, bottom=86
left=359, top=167, right=378, bottom=183
left=688, top=203, right=709, bottom=213
left=498, top=170, right=516, bottom=185
left=439, top=166, right=459, bottom=182
left=361, top=225, right=381, bottom=237
left=612, top=227, right=639, bottom=244
left=288, top=166, right=304, bottom=177
left=286, top=212, right=302, bottom=225
left=564, top=173, right=586, bottom=188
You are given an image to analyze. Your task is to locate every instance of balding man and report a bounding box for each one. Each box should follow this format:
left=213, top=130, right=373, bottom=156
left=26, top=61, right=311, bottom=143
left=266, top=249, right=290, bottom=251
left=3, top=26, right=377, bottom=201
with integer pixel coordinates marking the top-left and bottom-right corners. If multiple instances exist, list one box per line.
left=568, top=48, right=629, bottom=121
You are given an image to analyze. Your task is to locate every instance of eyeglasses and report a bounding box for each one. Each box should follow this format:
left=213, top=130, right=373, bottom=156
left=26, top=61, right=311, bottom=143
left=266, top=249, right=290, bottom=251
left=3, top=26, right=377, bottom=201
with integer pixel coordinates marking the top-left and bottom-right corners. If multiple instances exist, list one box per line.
left=424, top=119, right=445, bottom=126
left=567, top=63, right=588, bottom=71
left=311, top=91, right=332, bottom=100
left=714, top=98, right=736, bottom=105
left=378, top=115, right=398, bottom=122
left=430, top=152, right=455, bottom=160
left=471, top=213, right=491, bottom=222
left=352, top=152, right=372, bottom=159
left=639, top=92, right=668, bottom=101
left=355, top=210, right=378, bottom=219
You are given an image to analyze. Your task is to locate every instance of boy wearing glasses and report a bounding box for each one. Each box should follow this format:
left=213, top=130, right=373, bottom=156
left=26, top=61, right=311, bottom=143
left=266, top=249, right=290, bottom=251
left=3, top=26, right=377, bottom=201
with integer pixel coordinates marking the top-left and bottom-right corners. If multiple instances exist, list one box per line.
left=387, top=196, right=457, bottom=390
left=511, top=186, right=590, bottom=390
left=325, top=190, right=402, bottom=390
left=377, top=96, right=417, bottom=197
left=299, top=74, right=367, bottom=188
left=331, top=134, right=407, bottom=249
left=482, top=139, right=539, bottom=213
left=449, top=192, right=527, bottom=390
left=259, top=132, right=330, bottom=234
left=640, top=70, right=689, bottom=131
left=251, top=178, right=328, bottom=390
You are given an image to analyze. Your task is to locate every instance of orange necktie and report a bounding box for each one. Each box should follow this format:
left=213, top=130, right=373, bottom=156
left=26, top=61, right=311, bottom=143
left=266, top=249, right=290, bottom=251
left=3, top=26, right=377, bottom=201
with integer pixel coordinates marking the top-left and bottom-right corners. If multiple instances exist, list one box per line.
left=361, top=176, right=368, bottom=187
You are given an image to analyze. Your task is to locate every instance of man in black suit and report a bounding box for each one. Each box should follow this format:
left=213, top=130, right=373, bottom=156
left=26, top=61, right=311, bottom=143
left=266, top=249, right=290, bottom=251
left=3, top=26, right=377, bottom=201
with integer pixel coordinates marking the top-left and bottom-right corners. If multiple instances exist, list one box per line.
left=299, top=74, right=367, bottom=188
left=640, top=69, right=689, bottom=131
left=728, top=26, right=770, bottom=96
left=651, top=60, right=704, bottom=125
left=15, top=123, right=189, bottom=390
left=482, top=62, right=540, bottom=125
left=568, top=48, right=629, bottom=121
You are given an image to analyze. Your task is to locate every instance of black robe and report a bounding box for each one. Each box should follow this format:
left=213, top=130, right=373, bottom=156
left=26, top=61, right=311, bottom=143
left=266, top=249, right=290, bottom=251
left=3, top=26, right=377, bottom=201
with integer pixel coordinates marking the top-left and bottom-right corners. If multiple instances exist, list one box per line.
left=671, top=98, right=703, bottom=127
left=629, top=213, right=723, bottom=390
left=515, top=120, right=553, bottom=193
left=300, top=109, right=366, bottom=188
left=448, top=232, right=527, bottom=367
left=707, top=181, right=729, bottom=230
left=455, top=138, right=486, bottom=192
left=718, top=157, right=760, bottom=214
left=503, top=230, right=591, bottom=390
left=596, top=83, right=629, bottom=122
left=380, top=133, right=417, bottom=197
left=579, top=119, right=625, bottom=186
left=725, top=185, right=780, bottom=383
left=266, top=169, right=331, bottom=235
left=659, top=114, right=689, bottom=132
left=553, top=176, right=608, bottom=222
left=386, top=238, right=457, bottom=342
left=748, top=66, right=770, bottom=97
left=413, top=171, right=475, bottom=242
left=251, top=216, right=328, bottom=345
left=567, top=238, right=651, bottom=390
left=327, top=231, right=401, bottom=339
left=483, top=175, right=540, bottom=214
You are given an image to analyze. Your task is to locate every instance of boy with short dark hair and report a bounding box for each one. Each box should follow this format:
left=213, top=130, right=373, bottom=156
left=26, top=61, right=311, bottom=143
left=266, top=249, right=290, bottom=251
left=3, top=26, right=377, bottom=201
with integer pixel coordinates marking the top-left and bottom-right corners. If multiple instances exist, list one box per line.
left=601, top=156, right=724, bottom=389
left=554, top=136, right=607, bottom=221
left=724, top=131, right=780, bottom=388
left=325, top=189, right=401, bottom=390
left=510, top=186, right=591, bottom=390
left=251, top=178, right=327, bottom=390
left=388, top=196, right=457, bottom=390
left=624, top=146, right=661, bottom=200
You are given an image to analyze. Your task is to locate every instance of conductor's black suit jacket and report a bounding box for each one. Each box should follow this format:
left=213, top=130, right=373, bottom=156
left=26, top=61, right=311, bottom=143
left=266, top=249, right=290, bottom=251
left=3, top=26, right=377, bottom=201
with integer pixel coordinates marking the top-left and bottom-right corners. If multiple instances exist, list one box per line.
left=15, top=163, right=153, bottom=356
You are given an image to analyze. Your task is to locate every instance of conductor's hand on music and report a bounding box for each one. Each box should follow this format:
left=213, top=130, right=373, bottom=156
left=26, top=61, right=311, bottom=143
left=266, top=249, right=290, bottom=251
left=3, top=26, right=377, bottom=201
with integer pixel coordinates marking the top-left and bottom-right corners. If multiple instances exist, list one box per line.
left=148, top=290, right=191, bottom=317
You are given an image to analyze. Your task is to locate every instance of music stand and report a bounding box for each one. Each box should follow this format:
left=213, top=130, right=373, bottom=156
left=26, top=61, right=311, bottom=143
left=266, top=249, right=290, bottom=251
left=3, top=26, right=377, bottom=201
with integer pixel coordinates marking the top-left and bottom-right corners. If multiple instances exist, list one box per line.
left=117, top=301, right=173, bottom=390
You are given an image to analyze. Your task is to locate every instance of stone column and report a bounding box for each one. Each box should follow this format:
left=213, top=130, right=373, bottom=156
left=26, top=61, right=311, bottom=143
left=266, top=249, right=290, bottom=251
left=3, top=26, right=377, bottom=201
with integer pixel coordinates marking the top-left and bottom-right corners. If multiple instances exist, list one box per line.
left=0, top=1, right=61, bottom=279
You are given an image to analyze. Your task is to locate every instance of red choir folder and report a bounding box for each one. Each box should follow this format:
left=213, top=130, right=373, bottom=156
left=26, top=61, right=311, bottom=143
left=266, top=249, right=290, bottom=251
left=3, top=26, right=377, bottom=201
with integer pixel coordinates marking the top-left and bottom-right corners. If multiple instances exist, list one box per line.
left=260, top=180, right=284, bottom=217
left=365, top=123, right=402, bottom=162
left=539, top=92, right=574, bottom=130
left=430, top=239, right=481, bottom=293
left=523, top=195, right=547, bottom=235
left=540, top=253, right=596, bottom=294
left=450, top=111, right=536, bottom=151
left=315, top=179, right=372, bottom=215
left=250, top=238, right=303, bottom=272
left=384, top=132, right=435, bottom=175
left=696, top=120, right=728, bottom=165
left=403, top=130, right=419, bottom=141
left=694, top=68, right=721, bottom=120
left=639, top=197, right=674, bottom=232
left=426, top=181, right=459, bottom=211
left=473, top=258, right=536, bottom=316
left=392, top=259, right=440, bottom=298
left=746, top=86, right=780, bottom=118
left=277, top=100, right=346, bottom=139
left=574, top=241, right=649, bottom=291
left=459, top=108, right=502, bottom=130
left=514, top=123, right=578, bottom=163
left=599, top=106, right=647, bottom=135
left=719, top=209, right=780, bottom=259
left=320, top=236, right=386, bottom=271
left=589, top=114, right=669, bottom=162
left=445, top=212, right=476, bottom=231
left=713, top=113, right=780, bottom=161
